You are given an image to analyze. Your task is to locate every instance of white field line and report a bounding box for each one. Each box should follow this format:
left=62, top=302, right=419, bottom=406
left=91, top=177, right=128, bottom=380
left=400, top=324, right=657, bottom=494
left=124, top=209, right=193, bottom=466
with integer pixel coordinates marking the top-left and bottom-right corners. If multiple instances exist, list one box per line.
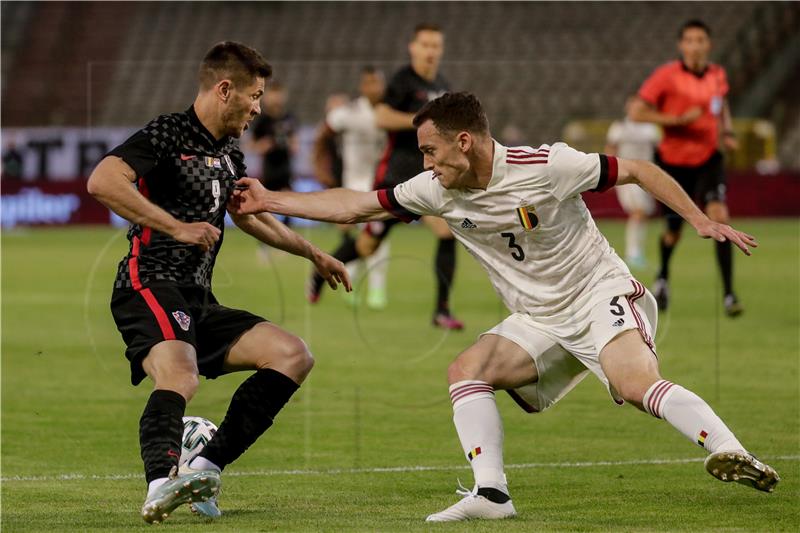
left=3, top=455, right=798, bottom=483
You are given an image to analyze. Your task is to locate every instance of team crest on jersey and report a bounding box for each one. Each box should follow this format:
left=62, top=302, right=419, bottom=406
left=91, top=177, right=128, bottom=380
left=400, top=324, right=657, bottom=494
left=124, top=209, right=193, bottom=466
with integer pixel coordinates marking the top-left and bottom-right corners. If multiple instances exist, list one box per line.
left=204, top=156, right=223, bottom=169
left=516, top=205, right=539, bottom=231
left=171, top=310, right=191, bottom=331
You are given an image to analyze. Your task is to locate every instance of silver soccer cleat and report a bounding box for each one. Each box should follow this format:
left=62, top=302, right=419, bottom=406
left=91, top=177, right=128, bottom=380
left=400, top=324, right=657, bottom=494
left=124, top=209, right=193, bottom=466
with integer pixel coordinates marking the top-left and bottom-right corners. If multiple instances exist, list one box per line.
left=704, top=450, right=780, bottom=493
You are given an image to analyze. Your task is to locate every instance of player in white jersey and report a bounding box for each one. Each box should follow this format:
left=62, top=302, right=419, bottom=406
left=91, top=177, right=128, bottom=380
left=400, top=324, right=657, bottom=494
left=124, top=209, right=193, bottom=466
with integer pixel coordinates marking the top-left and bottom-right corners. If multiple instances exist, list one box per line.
left=229, top=93, right=779, bottom=521
left=310, top=67, right=391, bottom=309
left=606, top=96, right=662, bottom=269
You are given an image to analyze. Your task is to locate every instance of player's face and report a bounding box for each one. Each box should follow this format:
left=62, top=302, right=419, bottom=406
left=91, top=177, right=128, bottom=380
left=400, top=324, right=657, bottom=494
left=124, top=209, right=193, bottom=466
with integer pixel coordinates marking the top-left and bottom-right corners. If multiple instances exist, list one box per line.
left=359, top=72, right=385, bottom=104
left=223, top=76, right=264, bottom=138
left=409, top=30, right=444, bottom=71
left=679, top=27, right=711, bottom=66
left=417, top=120, right=470, bottom=189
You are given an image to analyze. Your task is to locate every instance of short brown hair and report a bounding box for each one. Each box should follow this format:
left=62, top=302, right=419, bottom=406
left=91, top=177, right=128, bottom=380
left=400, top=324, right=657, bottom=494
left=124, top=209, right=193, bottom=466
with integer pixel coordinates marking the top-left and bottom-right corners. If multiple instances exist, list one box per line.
left=412, top=92, right=489, bottom=137
left=199, top=41, right=272, bottom=89
left=413, top=23, right=443, bottom=38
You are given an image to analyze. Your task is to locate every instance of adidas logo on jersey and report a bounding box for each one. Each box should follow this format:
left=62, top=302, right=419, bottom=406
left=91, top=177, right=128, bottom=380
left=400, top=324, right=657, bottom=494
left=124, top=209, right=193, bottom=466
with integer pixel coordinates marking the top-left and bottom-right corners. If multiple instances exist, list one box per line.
left=461, top=218, right=477, bottom=229
left=612, top=318, right=625, bottom=327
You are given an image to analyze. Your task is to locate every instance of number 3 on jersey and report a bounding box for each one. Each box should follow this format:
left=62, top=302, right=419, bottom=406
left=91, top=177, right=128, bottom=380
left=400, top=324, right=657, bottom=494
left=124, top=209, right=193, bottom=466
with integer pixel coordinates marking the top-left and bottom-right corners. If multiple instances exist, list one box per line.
left=209, top=179, right=221, bottom=213
left=500, top=232, right=525, bottom=261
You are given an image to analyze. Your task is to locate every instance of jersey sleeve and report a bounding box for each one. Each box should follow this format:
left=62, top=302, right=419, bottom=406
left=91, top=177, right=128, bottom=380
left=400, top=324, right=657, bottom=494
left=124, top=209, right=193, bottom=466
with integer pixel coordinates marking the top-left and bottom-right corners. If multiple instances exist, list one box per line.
left=638, top=65, right=670, bottom=108
left=376, top=172, right=440, bottom=222
left=106, top=115, right=177, bottom=177
left=547, top=142, right=619, bottom=201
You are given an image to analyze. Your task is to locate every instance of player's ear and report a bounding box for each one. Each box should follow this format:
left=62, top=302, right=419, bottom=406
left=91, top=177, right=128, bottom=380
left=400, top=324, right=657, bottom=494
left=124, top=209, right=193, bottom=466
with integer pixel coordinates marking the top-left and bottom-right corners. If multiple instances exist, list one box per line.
left=216, top=80, right=232, bottom=103
left=457, top=131, right=472, bottom=153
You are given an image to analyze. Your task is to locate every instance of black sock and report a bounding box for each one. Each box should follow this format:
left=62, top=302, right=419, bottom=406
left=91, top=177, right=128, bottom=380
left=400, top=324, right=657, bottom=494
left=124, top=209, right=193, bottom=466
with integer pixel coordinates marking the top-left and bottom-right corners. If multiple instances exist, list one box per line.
left=200, top=369, right=299, bottom=470
left=657, top=235, right=675, bottom=280
left=311, top=233, right=360, bottom=293
left=477, top=486, right=510, bottom=503
left=435, top=238, right=456, bottom=313
left=139, top=389, right=186, bottom=483
left=715, top=239, right=734, bottom=295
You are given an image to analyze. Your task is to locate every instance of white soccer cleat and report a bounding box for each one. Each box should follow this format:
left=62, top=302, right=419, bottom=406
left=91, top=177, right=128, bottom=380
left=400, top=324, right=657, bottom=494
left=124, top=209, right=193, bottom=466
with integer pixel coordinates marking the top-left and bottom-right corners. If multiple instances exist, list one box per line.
left=425, top=483, right=516, bottom=522
left=704, top=450, right=780, bottom=493
left=179, top=462, right=223, bottom=518
left=140, top=466, right=220, bottom=524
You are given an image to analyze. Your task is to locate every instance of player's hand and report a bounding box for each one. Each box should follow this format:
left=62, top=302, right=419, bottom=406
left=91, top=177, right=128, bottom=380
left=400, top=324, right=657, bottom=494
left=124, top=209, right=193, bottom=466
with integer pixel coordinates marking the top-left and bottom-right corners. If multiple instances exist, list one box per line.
left=310, top=248, right=352, bottom=292
left=229, top=177, right=269, bottom=215
left=673, top=106, right=703, bottom=126
left=695, top=220, right=758, bottom=256
left=172, top=222, right=221, bottom=252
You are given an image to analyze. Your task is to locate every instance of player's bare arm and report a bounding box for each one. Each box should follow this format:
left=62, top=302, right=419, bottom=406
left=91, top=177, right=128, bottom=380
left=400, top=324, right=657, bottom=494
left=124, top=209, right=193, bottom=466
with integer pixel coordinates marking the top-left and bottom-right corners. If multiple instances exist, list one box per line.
left=628, top=97, right=702, bottom=127
left=228, top=210, right=351, bottom=291
left=229, top=177, right=393, bottom=224
left=374, top=103, right=415, bottom=130
left=87, top=156, right=221, bottom=251
left=616, top=158, right=757, bottom=255
left=721, top=98, right=739, bottom=151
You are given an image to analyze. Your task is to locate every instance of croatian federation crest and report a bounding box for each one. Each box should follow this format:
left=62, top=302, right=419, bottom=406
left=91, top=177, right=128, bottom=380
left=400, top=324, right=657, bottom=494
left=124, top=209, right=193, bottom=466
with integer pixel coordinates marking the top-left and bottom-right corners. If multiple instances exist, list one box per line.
left=516, top=205, right=539, bottom=231
left=172, top=310, right=191, bottom=331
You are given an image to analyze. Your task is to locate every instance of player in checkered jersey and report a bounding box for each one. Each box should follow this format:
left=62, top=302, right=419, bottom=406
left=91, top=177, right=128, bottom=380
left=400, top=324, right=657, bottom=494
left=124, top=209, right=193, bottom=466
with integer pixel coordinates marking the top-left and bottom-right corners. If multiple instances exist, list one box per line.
left=88, top=42, right=350, bottom=524
left=230, top=93, right=778, bottom=521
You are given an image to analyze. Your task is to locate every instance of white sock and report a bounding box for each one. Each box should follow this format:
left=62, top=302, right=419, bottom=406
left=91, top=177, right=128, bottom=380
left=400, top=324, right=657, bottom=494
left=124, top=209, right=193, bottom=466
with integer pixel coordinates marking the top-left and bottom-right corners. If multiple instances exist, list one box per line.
left=147, top=477, right=169, bottom=497
left=626, top=217, right=645, bottom=259
left=643, top=379, right=744, bottom=453
left=189, top=456, right=221, bottom=472
left=367, top=241, right=390, bottom=291
left=449, top=380, right=508, bottom=494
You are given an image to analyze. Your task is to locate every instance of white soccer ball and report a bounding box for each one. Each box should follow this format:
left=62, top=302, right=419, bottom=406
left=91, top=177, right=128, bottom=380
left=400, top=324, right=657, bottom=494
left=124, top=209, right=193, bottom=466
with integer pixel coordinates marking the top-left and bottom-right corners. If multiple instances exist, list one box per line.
left=180, top=416, right=218, bottom=466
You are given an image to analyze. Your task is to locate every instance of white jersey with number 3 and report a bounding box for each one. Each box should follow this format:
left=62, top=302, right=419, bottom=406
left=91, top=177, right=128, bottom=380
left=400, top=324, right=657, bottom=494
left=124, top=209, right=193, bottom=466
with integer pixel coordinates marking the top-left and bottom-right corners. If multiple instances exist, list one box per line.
left=378, top=141, right=633, bottom=317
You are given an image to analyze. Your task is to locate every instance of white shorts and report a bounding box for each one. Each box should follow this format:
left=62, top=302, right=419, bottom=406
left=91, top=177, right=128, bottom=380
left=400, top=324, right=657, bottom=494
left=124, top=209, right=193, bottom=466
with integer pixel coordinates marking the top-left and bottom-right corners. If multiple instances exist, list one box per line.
left=616, top=184, right=655, bottom=215
left=482, top=278, right=658, bottom=413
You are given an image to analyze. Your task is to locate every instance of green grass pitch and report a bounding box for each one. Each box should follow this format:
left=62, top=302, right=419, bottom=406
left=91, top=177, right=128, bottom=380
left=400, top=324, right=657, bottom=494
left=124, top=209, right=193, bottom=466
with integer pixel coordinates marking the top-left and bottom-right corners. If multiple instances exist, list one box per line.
left=2, top=219, right=798, bottom=532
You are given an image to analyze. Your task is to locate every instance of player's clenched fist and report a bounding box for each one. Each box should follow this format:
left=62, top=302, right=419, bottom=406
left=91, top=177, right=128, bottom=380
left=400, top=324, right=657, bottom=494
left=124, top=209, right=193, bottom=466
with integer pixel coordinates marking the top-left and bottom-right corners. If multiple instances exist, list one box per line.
left=229, top=177, right=269, bottom=215
left=172, top=221, right=221, bottom=251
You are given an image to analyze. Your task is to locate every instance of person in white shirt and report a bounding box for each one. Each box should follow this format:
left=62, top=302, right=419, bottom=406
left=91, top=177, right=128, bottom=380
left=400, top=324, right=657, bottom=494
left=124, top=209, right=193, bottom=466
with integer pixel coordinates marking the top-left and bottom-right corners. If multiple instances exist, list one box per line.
left=229, top=92, right=778, bottom=521
left=606, top=96, right=662, bottom=269
left=311, top=67, right=391, bottom=308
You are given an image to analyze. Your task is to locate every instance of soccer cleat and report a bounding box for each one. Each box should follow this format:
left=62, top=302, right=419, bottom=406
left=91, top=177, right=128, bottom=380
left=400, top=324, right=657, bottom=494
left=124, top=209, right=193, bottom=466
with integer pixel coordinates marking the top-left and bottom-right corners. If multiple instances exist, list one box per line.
left=426, top=483, right=516, bottom=522
left=306, top=274, right=325, bottom=304
left=723, top=293, right=743, bottom=318
left=625, top=254, right=647, bottom=271
left=652, top=278, right=669, bottom=311
left=140, top=466, right=221, bottom=524
left=191, top=496, right=222, bottom=519
left=704, top=450, right=780, bottom=493
left=366, top=287, right=388, bottom=310
left=432, top=312, right=465, bottom=330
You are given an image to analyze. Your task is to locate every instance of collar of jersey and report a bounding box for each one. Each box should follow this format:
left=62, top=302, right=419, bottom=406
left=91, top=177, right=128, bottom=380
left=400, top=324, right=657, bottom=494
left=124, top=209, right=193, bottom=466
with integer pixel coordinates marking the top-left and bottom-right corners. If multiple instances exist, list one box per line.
left=186, top=105, right=230, bottom=149
left=680, top=60, right=709, bottom=78
left=484, top=140, right=507, bottom=190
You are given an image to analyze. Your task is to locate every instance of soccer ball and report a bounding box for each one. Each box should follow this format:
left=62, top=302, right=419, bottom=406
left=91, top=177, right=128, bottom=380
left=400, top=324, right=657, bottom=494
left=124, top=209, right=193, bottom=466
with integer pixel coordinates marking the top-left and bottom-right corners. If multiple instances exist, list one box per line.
left=180, top=416, right=218, bottom=466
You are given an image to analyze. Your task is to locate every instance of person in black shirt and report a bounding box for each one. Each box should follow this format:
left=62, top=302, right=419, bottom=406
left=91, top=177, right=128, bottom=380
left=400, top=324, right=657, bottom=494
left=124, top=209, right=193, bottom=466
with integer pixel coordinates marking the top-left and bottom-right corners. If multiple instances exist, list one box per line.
left=87, top=42, right=350, bottom=524
left=308, top=23, right=465, bottom=330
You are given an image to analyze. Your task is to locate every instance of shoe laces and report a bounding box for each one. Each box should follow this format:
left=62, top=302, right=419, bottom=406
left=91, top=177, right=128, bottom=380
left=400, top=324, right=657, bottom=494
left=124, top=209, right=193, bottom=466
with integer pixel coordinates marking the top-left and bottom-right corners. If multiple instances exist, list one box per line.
left=455, top=478, right=477, bottom=498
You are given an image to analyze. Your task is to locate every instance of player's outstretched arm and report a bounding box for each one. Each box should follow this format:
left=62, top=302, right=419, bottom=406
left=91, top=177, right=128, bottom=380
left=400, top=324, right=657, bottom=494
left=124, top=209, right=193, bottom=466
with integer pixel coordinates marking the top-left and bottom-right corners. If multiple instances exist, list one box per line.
left=87, top=156, right=221, bottom=251
left=228, top=177, right=393, bottom=224
left=628, top=97, right=702, bottom=127
left=229, top=211, right=351, bottom=291
left=616, top=158, right=757, bottom=255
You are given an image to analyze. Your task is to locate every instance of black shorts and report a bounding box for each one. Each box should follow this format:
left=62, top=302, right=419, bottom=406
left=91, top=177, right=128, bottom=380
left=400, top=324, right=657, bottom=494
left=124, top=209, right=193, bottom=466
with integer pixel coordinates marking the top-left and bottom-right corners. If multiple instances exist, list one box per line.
left=110, top=285, right=266, bottom=385
left=656, top=151, right=727, bottom=226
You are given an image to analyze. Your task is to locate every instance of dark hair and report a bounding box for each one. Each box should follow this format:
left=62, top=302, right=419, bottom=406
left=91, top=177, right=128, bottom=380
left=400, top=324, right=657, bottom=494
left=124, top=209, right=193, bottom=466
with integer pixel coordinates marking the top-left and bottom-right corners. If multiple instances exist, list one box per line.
left=412, top=92, right=489, bottom=136
left=361, top=65, right=379, bottom=75
left=679, top=19, right=711, bottom=38
left=413, top=23, right=443, bottom=38
left=199, top=41, right=272, bottom=89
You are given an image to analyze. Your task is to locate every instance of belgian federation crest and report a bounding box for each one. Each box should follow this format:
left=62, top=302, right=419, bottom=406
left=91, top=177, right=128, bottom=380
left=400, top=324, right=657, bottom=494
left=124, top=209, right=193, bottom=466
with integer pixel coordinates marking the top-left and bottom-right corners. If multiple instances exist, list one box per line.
left=172, top=310, right=191, bottom=331
left=516, top=205, right=539, bottom=231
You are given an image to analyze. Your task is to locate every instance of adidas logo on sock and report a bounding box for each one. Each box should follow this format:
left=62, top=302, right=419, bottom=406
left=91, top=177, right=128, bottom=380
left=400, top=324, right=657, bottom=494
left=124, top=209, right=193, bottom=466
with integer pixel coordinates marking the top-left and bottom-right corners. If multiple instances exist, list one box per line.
left=612, top=318, right=625, bottom=327
left=461, top=218, right=477, bottom=229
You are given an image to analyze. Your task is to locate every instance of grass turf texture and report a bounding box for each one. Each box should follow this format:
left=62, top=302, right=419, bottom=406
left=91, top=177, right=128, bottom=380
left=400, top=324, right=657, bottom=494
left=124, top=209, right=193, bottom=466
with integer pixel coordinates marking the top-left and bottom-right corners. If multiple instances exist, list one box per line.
left=2, top=219, right=798, bottom=532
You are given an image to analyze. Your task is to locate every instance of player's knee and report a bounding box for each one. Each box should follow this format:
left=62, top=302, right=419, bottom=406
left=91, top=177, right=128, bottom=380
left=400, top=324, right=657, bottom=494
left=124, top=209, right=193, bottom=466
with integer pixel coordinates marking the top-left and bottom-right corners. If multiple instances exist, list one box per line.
left=271, top=336, right=314, bottom=380
left=356, top=235, right=379, bottom=257
left=663, top=230, right=681, bottom=246
left=156, top=371, right=199, bottom=402
left=613, top=379, right=657, bottom=411
left=447, top=356, right=481, bottom=384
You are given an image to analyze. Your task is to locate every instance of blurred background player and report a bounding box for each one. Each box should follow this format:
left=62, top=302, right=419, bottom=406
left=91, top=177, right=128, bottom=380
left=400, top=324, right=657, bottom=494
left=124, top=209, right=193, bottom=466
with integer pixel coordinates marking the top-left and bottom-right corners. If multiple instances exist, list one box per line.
left=605, top=96, right=661, bottom=270
left=308, top=23, right=463, bottom=329
left=250, top=82, right=299, bottom=260
left=630, top=19, right=742, bottom=316
left=311, top=67, right=391, bottom=309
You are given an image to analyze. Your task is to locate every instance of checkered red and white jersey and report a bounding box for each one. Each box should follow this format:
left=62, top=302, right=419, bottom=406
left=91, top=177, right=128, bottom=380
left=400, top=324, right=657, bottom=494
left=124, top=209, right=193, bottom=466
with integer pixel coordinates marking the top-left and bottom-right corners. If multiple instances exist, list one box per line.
left=107, top=106, right=245, bottom=290
left=379, top=141, right=633, bottom=316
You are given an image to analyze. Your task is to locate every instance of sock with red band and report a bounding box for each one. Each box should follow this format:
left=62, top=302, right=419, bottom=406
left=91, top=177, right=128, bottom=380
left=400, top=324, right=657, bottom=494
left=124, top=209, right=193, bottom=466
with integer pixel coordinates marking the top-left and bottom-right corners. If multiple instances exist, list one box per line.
left=449, top=380, right=508, bottom=496
left=643, top=379, right=743, bottom=453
